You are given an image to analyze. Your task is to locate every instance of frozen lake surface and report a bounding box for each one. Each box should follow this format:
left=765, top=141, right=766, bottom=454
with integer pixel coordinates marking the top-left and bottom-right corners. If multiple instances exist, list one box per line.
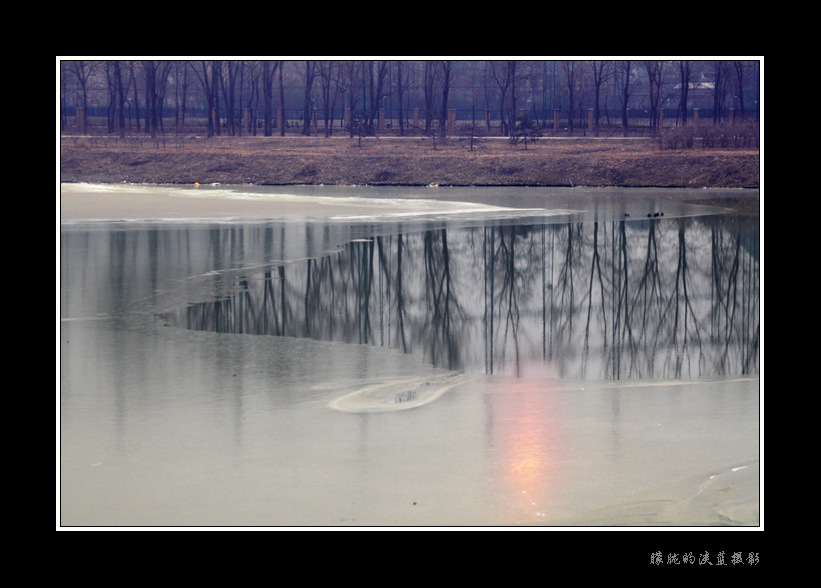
left=59, top=183, right=760, bottom=528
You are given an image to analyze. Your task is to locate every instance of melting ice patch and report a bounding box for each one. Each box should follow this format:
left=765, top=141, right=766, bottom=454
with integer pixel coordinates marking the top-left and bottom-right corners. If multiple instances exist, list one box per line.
left=327, top=372, right=475, bottom=413
left=61, top=183, right=582, bottom=225
left=177, top=186, right=561, bottom=221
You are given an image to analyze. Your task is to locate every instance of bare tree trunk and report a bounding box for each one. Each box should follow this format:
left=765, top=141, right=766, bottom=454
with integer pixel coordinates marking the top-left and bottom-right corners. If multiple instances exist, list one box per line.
left=439, top=61, right=452, bottom=138
left=712, top=60, right=728, bottom=124
left=397, top=61, right=405, bottom=136
left=643, top=61, right=664, bottom=132
left=620, top=60, right=632, bottom=136
left=302, top=60, right=316, bottom=136
left=733, top=60, right=746, bottom=119
left=173, top=61, right=188, bottom=134
left=317, top=61, right=338, bottom=137
left=212, top=60, right=222, bottom=136
left=424, top=61, right=436, bottom=136
left=220, top=61, right=239, bottom=136
left=142, top=61, right=158, bottom=137
left=113, top=61, right=127, bottom=137
left=678, top=60, right=691, bottom=124
left=562, top=61, right=579, bottom=135
left=263, top=61, right=275, bottom=136
left=279, top=63, right=286, bottom=136
left=190, top=60, right=220, bottom=137
left=591, top=60, right=610, bottom=136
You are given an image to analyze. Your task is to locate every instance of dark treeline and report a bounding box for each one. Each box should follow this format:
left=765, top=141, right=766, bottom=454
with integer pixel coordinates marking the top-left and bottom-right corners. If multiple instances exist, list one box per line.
left=59, top=59, right=761, bottom=138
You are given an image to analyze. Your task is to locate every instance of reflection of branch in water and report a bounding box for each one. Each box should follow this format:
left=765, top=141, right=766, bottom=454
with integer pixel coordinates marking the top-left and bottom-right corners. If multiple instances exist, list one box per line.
left=344, top=239, right=374, bottom=345
left=375, top=236, right=389, bottom=347
left=627, top=219, right=667, bottom=378
left=169, top=216, right=758, bottom=381
left=664, top=220, right=705, bottom=377
left=541, top=225, right=550, bottom=363
left=553, top=223, right=582, bottom=359
left=394, top=235, right=409, bottom=353
left=709, top=221, right=760, bottom=376
left=279, top=265, right=291, bottom=336
left=484, top=226, right=495, bottom=374
left=498, top=228, right=521, bottom=376
left=482, top=225, right=548, bottom=377
left=582, top=221, right=607, bottom=378
left=607, top=220, right=634, bottom=379
left=424, top=229, right=463, bottom=370
left=260, top=269, right=281, bottom=335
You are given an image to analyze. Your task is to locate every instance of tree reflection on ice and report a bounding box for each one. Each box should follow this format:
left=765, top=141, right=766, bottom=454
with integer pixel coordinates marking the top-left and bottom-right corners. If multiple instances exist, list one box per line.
left=171, top=216, right=759, bottom=382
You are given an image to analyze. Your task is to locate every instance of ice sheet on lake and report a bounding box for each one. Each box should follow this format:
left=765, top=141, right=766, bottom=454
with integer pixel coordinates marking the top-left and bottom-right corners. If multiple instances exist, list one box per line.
left=60, top=182, right=579, bottom=225
left=169, top=185, right=576, bottom=223
left=557, top=457, right=760, bottom=526
left=60, top=182, right=760, bottom=527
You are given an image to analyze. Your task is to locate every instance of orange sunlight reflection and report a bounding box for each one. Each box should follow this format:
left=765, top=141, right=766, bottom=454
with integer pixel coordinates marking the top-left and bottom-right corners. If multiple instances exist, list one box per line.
left=494, top=380, right=564, bottom=523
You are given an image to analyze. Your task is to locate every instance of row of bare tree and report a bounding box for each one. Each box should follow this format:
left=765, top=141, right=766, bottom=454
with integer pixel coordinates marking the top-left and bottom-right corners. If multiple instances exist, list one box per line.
left=60, top=59, right=761, bottom=138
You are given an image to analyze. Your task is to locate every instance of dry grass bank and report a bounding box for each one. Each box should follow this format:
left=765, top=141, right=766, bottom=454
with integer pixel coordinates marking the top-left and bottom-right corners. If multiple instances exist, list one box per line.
left=60, top=134, right=760, bottom=190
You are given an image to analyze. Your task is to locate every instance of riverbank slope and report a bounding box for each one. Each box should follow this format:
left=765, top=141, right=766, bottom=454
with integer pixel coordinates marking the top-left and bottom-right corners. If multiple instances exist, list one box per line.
left=60, top=135, right=760, bottom=191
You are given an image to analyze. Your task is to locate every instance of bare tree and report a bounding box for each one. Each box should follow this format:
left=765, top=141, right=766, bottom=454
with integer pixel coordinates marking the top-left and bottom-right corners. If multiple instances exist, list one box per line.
left=219, top=60, right=242, bottom=136
left=561, top=60, right=581, bottom=134
left=301, top=61, right=317, bottom=136
left=479, top=61, right=496, bottom=134
left=279, top=62, right=287, bottom=136
left=155, top=61, right=173, bottom=134
left=712, top=60, right=730, bottom=124
left=103, top=62, right=116, bottom=134
left=190, top=60, right=221, bottom=137
left=439, top=60, right=452, bottom=138
left=678, top=60, right=692, bottom=124
left=491, top=61, right=517, bottom=136
left=242, top=61, right=262, bottom=135
left=365, top=60, right=390, bottom=134
left=590, top=60, right=612, bottom=136
left=65, top=60, right=99, bottom=133
left=173, top=61, right=189, bottom=133
left=142, top=60, right=159, bottom=137
left=317, top=60, right=343, bottom=137
left=124, top=61, right=142, bottom=133
left=643, top=60, right=666, bottom=132
left=423, top=61, right=438, bottom=135
left=262, top=62, right=276, bottom=136
left=618, top=60, right=633, bottom=136
left=732, top=60, right=747, bottom=119
left=341, top=61, right=364, bottom=138
left=396, top=61, right=406, bottom=136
